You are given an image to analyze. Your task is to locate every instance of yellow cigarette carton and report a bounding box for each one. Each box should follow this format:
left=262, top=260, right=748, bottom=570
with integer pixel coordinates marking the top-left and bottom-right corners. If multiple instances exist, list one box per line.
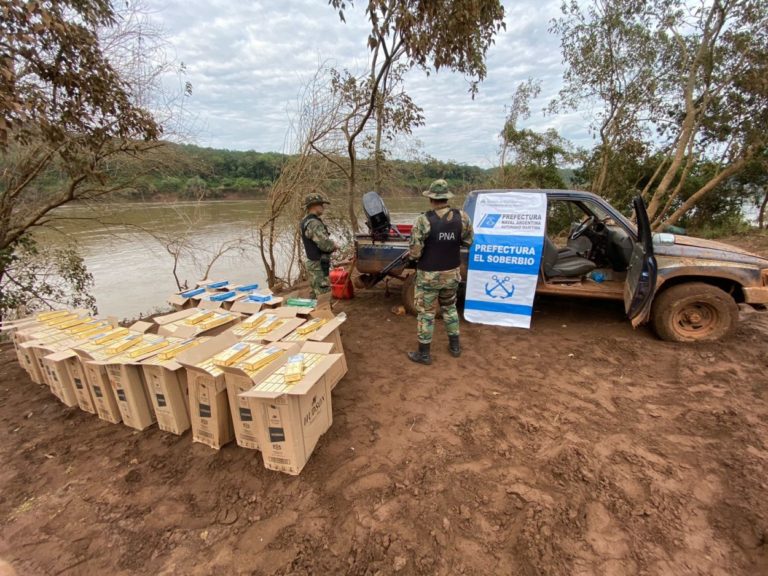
left=256, top=315, right=285, bottom=334
left=68, top=319, right=107, bottom=335
left=128, top=338, right=169, bottom=359
left=250, top=352, right=324, bottom=394
left=106, top=334, right=143, bottom=355
left=157, top=338, right=200, bottom=360
left=36, top=310, right=72, bottom=322
left=283, top=354, right=305, bottom=383
left=212, top=342, right=251, bottom=367
left=56, top=316, right=93, bottom=330
left=197, top=313, right=235, bottom=331
left=47, top=313, right=79, bottom=327
left=296, top=318, right=328, bottom=336
left=241, top=313, right=267, bottom=330
left=184, top=310, right=215, bottom=325
left=239, top=345, right=284, bottom=373
left=92, top=327, right=130, bottom=345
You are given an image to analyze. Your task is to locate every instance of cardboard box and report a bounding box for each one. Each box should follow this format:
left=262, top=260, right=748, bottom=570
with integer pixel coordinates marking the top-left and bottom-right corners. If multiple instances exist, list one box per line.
left=18, top=331, right=73, bottom=386
left=61, top=352, right=97, bottom=414
left=95, top=332, right=185, bottom=431
left=141, top=360, right=190, bottom=435
left=73, top=323, right=153, bottom=425
left=84, top=362, right=122, bottom=423
left=104, top=362, right=155, bottom=430
left=197, top=290, right=241, bottom=310
left=20, top=328, right=93, bottom=390
left=230, top=290, right=285, bottom=314
left=219, top=342, right=299, bottom=450
left=139, top=337, right=203, bottom=435
left=281, top=310, right=347, bottom=358
left=233, top=309, right=305, bottom=344
left=41, top=351, right=79, bottom=407
left=240, top=342, right=347, bottom=475
left=175, top=333, right=240, bottom=449
left=229, top=298, right=263, bottom=315
left=18, top=320, right=119, bottom=409
left=153, top=308, right=241, bottom=338
left=168, top=287, right=207, bottom=310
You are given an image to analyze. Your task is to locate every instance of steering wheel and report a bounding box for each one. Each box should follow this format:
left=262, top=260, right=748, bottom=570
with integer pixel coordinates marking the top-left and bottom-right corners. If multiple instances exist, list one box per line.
left=570, top=216, right=595, bottom=240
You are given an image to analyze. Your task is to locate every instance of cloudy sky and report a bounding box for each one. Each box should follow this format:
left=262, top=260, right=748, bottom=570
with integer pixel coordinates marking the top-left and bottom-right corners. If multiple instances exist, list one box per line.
left=148, top=0, right=594, bottom=167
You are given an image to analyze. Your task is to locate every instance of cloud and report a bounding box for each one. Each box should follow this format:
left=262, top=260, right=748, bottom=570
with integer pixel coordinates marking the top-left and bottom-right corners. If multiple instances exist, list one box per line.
left=148, top=0, right=591, bottom=166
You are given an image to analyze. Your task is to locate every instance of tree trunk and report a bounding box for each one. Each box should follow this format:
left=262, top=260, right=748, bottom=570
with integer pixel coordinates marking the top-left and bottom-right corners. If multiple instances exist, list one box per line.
left=592, top=148, right=610, bottom=196
left=657, top=157, right=749, bottom=229
left=374, top=88, right=385, bottom=192
left=759, top=189, right=768, bottom=230
left=646, top=111, right=696, bottom=220
left=348, top=150, right=358, bottom=233
left=0, top=264, right=5, bottom=324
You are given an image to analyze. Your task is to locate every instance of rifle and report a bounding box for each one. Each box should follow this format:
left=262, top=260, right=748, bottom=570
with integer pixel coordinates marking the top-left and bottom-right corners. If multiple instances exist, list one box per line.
left=362, top=249, right=411, bottom=288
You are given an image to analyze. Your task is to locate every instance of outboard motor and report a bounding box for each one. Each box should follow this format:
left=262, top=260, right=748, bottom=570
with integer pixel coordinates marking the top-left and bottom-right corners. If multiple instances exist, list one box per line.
left=362, top=191, right=391, bottom=241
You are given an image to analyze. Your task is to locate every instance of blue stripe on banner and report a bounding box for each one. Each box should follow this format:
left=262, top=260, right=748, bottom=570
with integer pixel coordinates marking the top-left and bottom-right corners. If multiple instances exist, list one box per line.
left=473, top=233, right=545, bottom=244
left=468, top=234, right=545, bottom=274
left=464, top=299, right=534, bottom=316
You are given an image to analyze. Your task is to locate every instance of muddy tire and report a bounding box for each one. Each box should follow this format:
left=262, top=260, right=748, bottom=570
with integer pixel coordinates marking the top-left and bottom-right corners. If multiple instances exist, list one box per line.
left=402, top=273, right=417, bottom=316
left=651, top=282, right=738, bottom=342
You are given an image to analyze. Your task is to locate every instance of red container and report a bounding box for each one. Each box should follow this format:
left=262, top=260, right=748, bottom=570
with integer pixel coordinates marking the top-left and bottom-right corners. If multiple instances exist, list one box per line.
left=393, top=224, right=413, bottom=236
left=330, top=268, right=354, bottom=299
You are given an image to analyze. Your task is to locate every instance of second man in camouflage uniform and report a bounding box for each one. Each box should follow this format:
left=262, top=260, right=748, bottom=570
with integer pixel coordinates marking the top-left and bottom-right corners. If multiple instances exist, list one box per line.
left=300, top=193, right=337, bottom=299
left=407, top=179, right=474, bottom=365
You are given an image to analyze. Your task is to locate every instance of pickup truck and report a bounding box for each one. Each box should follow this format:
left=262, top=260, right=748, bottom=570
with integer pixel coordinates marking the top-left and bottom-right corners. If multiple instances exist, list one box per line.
left=354, top=189, right=768, bottom=342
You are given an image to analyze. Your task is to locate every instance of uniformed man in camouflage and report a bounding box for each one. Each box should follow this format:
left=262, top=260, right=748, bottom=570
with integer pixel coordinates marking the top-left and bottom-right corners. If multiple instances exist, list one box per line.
left=407, top=179, right=474, bottom=365
left=300, top=193, right=337, bottom=299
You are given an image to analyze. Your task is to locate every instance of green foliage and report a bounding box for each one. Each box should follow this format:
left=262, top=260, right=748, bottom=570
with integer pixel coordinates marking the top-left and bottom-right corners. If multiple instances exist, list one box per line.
left=499, top=127, right=571, bottom=189
left=499, top=80, right=573, bottom=190
left=330, top=0, right=506, bottom=95
left=0, top=0, right=160, bottom=148
left=552, top=0, right=768, bottom=228
left=0, top=236, right=96, bottom=320
left=684, top=214, right=752, bottom=240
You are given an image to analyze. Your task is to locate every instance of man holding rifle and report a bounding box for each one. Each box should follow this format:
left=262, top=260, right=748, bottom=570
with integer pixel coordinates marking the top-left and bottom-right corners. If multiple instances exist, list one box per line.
left=407, top=179, right=474, bottom=365
left=301, top=193, right=337, bottom=299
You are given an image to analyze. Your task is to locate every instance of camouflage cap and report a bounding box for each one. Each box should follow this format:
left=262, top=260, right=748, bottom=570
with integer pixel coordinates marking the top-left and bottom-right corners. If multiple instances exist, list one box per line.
left=304, top=193, right=330, bottom=208
left=422, top=179, right=453, bottom=200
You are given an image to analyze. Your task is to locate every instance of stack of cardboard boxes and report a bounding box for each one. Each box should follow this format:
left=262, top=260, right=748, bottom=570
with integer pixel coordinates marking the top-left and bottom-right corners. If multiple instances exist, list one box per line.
left=3, top=283, right=348, bottom=475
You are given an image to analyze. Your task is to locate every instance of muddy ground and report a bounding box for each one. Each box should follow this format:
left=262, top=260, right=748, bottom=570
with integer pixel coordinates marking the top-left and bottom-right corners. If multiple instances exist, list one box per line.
left=2, top=244, right=768, bottom=575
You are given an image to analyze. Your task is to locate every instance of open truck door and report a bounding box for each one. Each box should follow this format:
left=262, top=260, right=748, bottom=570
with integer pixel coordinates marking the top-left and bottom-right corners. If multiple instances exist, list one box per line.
left=624, top=197, right=658, bottom=327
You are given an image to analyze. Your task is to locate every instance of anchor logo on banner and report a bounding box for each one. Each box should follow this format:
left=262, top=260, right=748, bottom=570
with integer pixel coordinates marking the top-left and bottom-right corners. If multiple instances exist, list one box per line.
left=484, top=275, right=515, bottom=299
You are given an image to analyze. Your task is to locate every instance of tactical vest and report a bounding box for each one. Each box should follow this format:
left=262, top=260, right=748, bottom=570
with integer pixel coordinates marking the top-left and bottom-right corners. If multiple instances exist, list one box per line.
left=417, top=209, right=463, bottom=271
left=300, top=214, right=330, bottom=261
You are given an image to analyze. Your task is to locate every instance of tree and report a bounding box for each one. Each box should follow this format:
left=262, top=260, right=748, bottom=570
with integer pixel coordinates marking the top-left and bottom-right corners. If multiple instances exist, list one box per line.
left=498, top=80, right=573, bottom=189
left=0, top=236, right=96, bottom=319
left=329, top=0, right=506, bottom=227
left=258, top=67, right=341, bottom=289
left=0, top=1, right=177, bottom=318
left=552, top=0, right=768, bottom=229
left=499, top=127, right=573, bottom=189
left=307, top=65, right=423, bottom=230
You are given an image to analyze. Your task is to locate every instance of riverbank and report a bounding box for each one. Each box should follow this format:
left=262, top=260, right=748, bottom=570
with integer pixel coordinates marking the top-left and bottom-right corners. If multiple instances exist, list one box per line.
left=1, top=286, right=767, bottom=575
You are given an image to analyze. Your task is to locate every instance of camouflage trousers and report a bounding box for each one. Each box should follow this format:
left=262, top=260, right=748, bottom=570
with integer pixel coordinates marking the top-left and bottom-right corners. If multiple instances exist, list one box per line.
left=415, top=268, right=461, bottom=344
left=305, top=259, right=330, bottom=299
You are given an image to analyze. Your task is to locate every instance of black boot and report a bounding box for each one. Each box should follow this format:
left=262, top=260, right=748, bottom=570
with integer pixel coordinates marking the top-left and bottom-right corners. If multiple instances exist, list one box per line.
left=448, top=335, right=461, bottom=358
left=407, top=343, right=432, bottom=365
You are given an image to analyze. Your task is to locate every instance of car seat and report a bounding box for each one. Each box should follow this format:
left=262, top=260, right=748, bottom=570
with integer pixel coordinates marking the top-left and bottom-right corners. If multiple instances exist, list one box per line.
left=542, top=236, right=597, bottom=278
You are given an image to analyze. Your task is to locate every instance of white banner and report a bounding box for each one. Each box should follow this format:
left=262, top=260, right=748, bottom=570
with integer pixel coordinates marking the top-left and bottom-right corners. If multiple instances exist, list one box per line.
left=464, top=192, right=547, bottom=328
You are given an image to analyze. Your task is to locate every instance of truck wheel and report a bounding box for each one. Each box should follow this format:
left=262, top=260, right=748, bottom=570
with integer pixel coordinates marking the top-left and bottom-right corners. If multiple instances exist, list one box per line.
left=651, top=282, right=738, bottom=342
left=402, top=273, right=417, bottom=316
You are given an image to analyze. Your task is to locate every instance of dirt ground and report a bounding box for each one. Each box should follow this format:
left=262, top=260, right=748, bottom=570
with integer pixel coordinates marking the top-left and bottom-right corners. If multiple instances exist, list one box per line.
left=2, top=254, right=768, bottom=575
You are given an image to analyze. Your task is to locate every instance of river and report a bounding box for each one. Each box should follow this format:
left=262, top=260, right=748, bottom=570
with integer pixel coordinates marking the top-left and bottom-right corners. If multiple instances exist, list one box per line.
left=36, top=199, right=426, bottom=319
